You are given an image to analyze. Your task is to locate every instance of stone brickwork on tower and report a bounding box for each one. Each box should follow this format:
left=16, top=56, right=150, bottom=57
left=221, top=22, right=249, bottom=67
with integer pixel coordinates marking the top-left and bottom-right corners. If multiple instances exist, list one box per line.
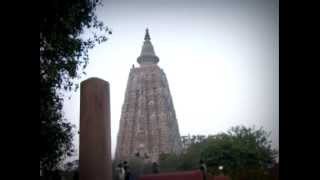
left=115, top=29, right=182, bottom=163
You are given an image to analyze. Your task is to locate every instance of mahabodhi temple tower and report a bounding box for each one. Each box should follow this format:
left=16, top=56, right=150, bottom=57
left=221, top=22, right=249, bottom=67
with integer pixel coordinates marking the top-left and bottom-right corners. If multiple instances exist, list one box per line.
left=115, top=29, right=182, bottom=163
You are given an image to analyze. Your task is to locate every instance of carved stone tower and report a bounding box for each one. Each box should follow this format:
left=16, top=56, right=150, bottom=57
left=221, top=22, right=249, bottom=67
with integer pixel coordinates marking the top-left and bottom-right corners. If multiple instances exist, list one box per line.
left=115, top=29, right=182, bottom=163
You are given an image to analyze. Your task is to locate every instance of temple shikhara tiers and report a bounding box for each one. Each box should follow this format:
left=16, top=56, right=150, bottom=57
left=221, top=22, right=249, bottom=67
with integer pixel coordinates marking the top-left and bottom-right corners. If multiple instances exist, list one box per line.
left=115, top=29, right=182, bottom=163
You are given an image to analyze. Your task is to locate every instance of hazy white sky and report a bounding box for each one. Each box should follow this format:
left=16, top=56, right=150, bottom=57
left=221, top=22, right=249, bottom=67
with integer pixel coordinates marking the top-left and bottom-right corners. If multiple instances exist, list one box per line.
left=63, top=0, right=279, bottom=160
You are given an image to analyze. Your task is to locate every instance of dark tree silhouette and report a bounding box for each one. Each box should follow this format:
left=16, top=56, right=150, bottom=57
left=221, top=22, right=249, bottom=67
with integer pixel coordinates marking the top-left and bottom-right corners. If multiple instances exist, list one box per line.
left=40, top=0, right=111, bottom=171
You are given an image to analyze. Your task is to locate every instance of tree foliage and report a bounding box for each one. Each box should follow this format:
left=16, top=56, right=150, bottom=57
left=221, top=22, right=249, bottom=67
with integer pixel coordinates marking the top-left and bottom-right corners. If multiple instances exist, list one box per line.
left=158, top=135, right=207, bottom=172
left=159, top=126, right=278, bottom=179
left=202, top=126, right=277, bottom=177
left=181, top=135, right=206, bottom=151
left=40, top=0, right=111, bottom=171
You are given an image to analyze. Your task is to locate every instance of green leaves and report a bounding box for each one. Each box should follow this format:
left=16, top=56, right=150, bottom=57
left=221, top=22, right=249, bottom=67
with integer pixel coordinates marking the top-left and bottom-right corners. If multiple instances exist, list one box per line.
left=159, top=126, right=277, bottom=179
left=40, top=0, right=111, bottom=171
left=201, top=126, right=278, bottom=178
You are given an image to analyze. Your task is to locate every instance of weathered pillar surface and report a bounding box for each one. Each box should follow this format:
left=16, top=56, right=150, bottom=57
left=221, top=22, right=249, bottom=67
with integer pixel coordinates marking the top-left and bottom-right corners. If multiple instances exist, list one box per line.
left=80, top=77, right=112, bottom=180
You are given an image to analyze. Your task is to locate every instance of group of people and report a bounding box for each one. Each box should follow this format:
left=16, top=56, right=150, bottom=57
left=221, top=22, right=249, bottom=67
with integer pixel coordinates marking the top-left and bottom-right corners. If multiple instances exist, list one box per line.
left=116, top=160, right=160, bottom=180
left=116, top=159, right=207, bottom=180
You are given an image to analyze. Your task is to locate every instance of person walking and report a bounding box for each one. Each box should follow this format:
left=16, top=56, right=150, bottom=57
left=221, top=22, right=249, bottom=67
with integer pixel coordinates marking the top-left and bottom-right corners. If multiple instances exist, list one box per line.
left=152, top=162, right=159, bottom=174
left=123, top=161, right=132, bottom=180
left=116, top=163, right=125, bottom=180
left=200, top=159, right=207, bottom=180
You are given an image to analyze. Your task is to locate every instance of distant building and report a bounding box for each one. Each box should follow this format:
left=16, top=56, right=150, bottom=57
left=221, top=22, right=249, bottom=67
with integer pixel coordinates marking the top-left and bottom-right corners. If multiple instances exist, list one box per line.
left=115, top=29, right=182, bottom=163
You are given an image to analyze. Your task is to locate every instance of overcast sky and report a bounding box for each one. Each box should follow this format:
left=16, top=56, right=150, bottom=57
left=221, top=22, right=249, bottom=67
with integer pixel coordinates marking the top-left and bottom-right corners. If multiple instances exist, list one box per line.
left=63, top=0, right=279, bottom=161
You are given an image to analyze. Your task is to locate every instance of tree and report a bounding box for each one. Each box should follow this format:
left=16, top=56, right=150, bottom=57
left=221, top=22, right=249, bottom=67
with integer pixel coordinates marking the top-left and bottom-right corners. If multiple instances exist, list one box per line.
left=159, top=126, right=278, bottom=180
left=159, top=135, right=207, bottom=172
left=181, top=135, right=206, bottom=151
left=40, top=0, right=111, bottom=171
left=159, top=152, right=180, bottom=172
left=62, top=160, right=79, bottom=172
left=201, top=126, right=278, bottom=179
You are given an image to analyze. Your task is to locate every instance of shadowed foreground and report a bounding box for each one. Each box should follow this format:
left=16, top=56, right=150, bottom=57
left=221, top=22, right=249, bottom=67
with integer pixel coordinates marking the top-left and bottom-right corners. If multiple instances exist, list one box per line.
left=139, top=170, right=231, bottom=180
left=139, top=170, right=203, bottom=180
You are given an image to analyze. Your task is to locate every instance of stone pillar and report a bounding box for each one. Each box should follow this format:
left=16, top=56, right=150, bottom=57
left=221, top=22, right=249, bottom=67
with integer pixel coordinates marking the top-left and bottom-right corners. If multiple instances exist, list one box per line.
left=80, top=78, right=112, bottom=180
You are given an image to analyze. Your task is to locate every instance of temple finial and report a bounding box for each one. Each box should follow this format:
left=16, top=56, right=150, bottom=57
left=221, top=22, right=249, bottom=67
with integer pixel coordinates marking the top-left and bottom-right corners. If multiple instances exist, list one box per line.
left=144, top=28, right=151, bottom=41
left=137, top=28, right=159, bottom=65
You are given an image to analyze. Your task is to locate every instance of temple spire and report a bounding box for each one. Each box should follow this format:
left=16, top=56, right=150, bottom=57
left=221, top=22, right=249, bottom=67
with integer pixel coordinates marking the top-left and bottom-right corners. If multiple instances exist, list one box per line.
left=137, top=28, right=159, bottom=65
left=144, top=28, right=151, bottom=41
